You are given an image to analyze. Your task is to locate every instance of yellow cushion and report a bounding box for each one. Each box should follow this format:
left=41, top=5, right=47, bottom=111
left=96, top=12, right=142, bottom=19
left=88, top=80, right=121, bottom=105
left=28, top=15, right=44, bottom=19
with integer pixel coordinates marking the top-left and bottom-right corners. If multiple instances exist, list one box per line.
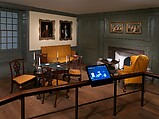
left=45, top=79, right=67, bottom=86
left=41, top=45, right=75, bottom=63
left=13, top=74, right=35, bottom=84
left=69, top=69, right=81, bottom=75
left=52, top=80, right=68, bottom=85
left=48, top=56, right=74, bottom=63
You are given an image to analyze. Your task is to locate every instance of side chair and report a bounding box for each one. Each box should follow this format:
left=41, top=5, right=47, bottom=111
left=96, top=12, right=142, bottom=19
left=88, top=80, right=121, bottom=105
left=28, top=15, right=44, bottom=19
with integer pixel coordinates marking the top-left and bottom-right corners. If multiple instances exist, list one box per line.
left=64, top=55, right=82, bottom=82
left=41, top=66, right=69, bottom=107
left=9, top=58, right=36, bottom=93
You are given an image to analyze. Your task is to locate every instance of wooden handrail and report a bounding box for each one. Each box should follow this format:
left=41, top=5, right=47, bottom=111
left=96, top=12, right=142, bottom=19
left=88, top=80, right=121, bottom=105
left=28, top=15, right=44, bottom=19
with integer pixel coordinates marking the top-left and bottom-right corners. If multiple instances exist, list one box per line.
left=0, top=80, right=89, bottom=106
left=0, top=71, right=150, bottom=106
left=1, top=71, right=159, bottom=119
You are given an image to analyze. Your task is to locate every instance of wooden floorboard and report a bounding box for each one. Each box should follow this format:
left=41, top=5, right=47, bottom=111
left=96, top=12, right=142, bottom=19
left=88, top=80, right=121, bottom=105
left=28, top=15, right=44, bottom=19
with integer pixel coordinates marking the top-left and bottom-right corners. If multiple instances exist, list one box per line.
left=1, top=70, right=159, bottom=119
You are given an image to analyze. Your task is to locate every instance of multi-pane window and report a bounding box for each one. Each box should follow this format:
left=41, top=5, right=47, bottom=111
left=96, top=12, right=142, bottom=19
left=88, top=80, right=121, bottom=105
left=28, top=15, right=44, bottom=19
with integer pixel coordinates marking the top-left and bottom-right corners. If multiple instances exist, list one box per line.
left=0, top=11, right=18, bottom=50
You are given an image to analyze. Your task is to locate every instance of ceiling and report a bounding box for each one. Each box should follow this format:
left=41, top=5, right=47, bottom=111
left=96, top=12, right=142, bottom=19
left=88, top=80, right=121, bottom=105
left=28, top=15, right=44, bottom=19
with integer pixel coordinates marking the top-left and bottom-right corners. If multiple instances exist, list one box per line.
left=1, top=0, right=159, bottom=14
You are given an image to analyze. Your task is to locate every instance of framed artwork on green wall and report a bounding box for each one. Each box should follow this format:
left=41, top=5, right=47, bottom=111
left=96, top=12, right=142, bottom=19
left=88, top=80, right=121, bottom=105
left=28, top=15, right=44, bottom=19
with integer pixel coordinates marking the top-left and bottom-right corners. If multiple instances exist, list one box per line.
left=126, top=22, right=142, bottom=34
left=110, top=22, right=124, bottom=33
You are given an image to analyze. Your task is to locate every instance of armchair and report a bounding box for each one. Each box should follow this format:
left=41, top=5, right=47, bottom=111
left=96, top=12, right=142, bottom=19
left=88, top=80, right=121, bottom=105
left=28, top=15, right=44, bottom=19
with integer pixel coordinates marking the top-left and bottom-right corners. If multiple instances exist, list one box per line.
left=118, top=55, right=149, bottom=89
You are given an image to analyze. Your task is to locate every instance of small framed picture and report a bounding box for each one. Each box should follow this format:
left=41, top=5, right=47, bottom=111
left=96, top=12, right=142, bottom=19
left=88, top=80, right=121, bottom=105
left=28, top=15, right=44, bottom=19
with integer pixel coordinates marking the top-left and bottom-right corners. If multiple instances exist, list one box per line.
left=126, top=22, right=142, bottom=34
left=110, top=22, right=124, bottom=33
left=59, top=20, right=72, bottom=40
left=39, top=19, right=55, bottom=40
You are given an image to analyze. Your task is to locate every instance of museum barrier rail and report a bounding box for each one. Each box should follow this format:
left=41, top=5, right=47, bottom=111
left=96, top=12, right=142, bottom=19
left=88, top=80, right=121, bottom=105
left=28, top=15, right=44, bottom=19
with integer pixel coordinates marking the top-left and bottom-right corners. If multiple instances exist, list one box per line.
left=0, top=72, right=159, bottom=119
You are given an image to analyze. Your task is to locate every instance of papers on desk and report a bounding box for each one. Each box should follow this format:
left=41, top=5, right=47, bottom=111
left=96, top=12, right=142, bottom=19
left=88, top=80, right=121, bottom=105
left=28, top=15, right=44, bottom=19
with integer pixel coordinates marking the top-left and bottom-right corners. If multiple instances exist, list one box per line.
left=45, top=63, right=50, bottom=66
left=57, top=64, right=61, bottom=67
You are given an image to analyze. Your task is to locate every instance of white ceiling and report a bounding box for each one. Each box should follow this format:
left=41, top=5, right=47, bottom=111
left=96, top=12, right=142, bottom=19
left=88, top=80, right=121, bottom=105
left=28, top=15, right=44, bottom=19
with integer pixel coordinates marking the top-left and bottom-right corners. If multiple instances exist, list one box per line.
left=1, top=0, right=159, bottom=14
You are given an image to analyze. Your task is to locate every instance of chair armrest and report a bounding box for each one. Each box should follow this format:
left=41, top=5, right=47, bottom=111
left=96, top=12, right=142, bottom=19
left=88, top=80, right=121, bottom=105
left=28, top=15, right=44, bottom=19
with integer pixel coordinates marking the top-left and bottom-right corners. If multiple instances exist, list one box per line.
left=118, top=66, right=133, bottom=75
left=123, top=66, right=133, bottom=72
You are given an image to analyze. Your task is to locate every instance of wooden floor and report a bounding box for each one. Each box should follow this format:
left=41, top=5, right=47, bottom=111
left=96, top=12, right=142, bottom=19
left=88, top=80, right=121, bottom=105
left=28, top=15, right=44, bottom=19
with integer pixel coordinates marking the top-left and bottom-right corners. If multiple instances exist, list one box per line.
left=1, top=70, right=159, bottom=119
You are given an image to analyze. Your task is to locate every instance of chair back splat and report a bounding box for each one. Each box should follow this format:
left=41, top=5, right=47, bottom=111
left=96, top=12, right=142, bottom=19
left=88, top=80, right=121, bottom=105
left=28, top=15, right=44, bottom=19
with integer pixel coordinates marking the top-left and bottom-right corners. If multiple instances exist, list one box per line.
left=65, top=55, right=82, bottom=82
left=41, top=66, right=69, bottom=107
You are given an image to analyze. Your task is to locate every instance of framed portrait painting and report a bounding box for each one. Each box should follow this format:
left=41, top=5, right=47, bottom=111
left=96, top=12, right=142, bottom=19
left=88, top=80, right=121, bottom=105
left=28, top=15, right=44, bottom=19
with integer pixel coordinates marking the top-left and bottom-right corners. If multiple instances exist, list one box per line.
left=39, top=19, right=55, bottom=40
left=110, top=22, right=124, bottom=33
left=126, top=22, right=142, bottom=34
left=59, top=20, right=72, bottom=40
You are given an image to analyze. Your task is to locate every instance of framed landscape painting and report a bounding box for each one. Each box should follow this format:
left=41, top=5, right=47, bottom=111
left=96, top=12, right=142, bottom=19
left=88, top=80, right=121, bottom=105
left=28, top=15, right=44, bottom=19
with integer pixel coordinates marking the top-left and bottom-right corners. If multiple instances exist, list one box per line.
left=59, top=20, right=72, bottom=40
left=126, top=22, right=142, bottom=34
left=39, top=19, right=55, bottom=40
left=110, top=22, right=124, bottom=33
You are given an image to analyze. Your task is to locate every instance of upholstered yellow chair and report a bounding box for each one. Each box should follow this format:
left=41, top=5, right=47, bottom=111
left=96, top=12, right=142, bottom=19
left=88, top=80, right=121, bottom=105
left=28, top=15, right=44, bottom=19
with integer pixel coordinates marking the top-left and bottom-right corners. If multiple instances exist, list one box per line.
left=118, top=54, right=149, bottom=87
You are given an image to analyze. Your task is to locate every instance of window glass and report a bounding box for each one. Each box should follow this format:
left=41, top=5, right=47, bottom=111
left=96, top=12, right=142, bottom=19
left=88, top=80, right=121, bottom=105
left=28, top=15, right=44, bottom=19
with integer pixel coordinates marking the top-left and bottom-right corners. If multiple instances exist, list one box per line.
left=1, top=18, right=6, bottom=23
left=1, top=44, right=6, bottom=49
left=8, top=37, right=12, bottom=43
left=13, top=31, right=17, bottom=36
left=7, top=12, right=12, bottom=18
left=13, top=43, right=17, bottom=49
left=7, top=43, right=12, bottom=49
left=7, top=24, right=12, bottom=30
left=0, top=11, right=18, bottom=50
left=1, top=31, right=6, bottom=36
left=1, top=37, right=6, bottom=43
left=7, top=18, right=12, bottom=24
left=13, top=19, right=17, bottom=24
left=1, top=11, right=6, bottom=17
left=13, top=13, right=17, bottom=18
left=13, top=37, right=17, bottom=42
left=8, top=31, right=12, bottom=36
left=1, top=24, right=6, bottom=30
left=13, top=25, right=17, bottom=30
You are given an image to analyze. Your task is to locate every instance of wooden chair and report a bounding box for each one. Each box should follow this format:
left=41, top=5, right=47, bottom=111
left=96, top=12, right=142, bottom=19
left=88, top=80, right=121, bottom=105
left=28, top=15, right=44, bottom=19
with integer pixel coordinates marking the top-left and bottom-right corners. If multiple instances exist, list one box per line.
left=36, top=53, right=48, bottom=64
left=41, top=66, right=69, bottom=107
left=64, top=55, right=82, bottom=82
left=9, top=58, right=36, bottom=93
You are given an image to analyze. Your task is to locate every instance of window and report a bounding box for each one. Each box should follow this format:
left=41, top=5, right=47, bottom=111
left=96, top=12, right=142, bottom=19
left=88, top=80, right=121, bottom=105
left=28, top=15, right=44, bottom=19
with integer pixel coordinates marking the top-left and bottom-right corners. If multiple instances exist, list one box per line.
left=0, top=11, right=18, bottom=50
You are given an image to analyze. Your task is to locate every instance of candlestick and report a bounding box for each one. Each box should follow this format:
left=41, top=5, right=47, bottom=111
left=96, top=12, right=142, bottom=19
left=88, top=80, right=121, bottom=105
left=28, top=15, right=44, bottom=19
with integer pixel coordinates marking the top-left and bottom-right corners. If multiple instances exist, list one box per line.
left=57, top=52, right=58, bottom=58
left=33, top=52, right=35, bottom=60
left=38, top=57, right=41, bottom=66
left=66, top=55, right=67, bottom=63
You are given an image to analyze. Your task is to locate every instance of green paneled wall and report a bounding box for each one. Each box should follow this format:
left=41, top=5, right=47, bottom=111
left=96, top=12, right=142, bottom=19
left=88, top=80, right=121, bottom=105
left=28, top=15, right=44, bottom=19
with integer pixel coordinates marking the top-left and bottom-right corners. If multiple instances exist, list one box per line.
left=78, top=10, right=159, bottom=73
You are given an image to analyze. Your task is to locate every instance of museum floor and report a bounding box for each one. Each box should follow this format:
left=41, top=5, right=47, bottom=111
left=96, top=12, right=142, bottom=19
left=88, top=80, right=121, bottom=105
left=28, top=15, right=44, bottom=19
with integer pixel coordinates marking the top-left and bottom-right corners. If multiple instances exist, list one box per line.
left=0, top=69, right=159, bottom=119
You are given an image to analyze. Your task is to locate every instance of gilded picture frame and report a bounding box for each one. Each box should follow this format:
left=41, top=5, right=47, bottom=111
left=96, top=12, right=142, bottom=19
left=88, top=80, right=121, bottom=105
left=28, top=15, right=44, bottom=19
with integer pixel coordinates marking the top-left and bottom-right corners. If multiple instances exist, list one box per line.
left=59, top=20, right=72, bottom=40
left=126, top=22, right=142, bottom=34
left=39, top=19, right=55, bottom=40
left=110, top=22, right=124, bottom=33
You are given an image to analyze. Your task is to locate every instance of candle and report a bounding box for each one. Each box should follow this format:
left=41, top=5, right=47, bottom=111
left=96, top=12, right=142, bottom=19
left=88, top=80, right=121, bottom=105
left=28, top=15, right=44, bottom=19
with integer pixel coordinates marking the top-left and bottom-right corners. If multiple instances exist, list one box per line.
left=38, top=57, right=41, bottom=65
left=33, top=52, right=35, bottom=60
left=66, top=55, right=67, bottom=63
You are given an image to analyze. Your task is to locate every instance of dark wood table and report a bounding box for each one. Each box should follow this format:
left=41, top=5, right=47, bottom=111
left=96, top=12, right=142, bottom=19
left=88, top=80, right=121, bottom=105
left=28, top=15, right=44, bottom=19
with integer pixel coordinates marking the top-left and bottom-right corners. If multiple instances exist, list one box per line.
left=35, top=62, right=69, bottom=99
left=101, top=59, right=119, bottom=76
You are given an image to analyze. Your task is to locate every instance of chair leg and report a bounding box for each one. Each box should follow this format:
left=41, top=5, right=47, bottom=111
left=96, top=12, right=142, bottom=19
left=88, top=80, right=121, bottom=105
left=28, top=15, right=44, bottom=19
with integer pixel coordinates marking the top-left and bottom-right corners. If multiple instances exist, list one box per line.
left=123, top=85, right=126, bottom=92
left=66, top=89, right=69, bottom=98
left=78, top=75, right=82, bottom=81
left=63, top=73, right=70, bottom=83
left=10, top=82, right=14, bottom=93
left=54, top=91, right=58, bottom=107
left=120, top=79, right=126, bottom=92
left=42, top=93, right=45, bottom=104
